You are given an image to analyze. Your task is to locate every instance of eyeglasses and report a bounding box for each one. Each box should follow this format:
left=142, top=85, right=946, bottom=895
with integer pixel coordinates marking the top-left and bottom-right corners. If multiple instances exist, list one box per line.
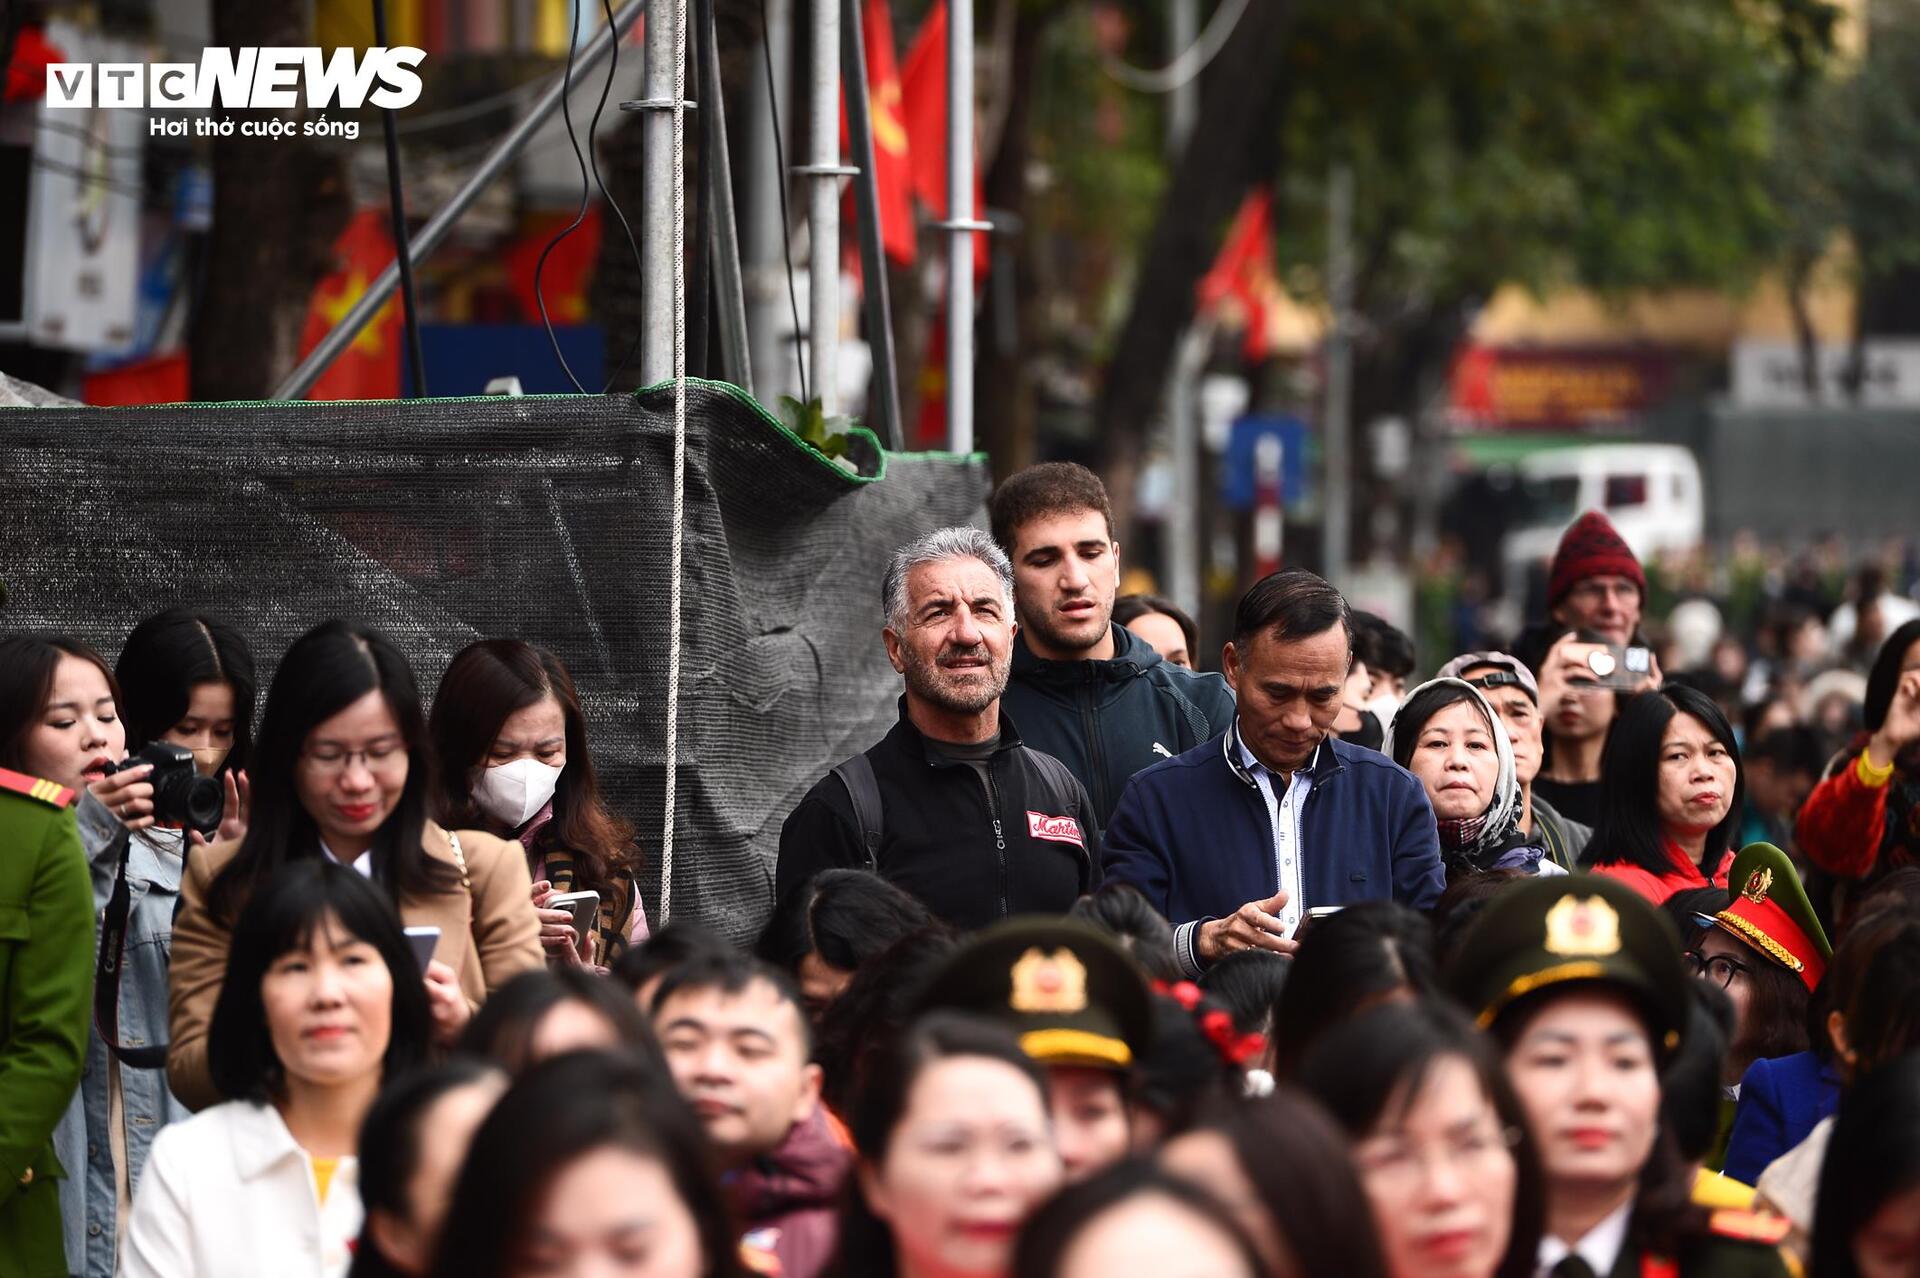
left=1353, top=1123, right=1521, bottom=1191
left=300, top=740, right=408, bottom=776
left=1684, top=950, right=1751, bottom=989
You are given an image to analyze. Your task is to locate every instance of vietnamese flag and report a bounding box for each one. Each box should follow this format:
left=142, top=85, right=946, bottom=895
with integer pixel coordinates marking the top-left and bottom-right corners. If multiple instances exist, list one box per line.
left=900, top=0, right=988, bottom=278
left=1197, top=190, right=1281, bottom=361
left=841, top=0, right=916, bottom=266
left=297, top=210, right=403, bottom=401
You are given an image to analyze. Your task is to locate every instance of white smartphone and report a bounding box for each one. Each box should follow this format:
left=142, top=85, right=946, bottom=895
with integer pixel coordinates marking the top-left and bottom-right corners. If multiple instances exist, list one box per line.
left=544, top=890, right=600, bottom=943
left=404, top=925, right=442, bottom=971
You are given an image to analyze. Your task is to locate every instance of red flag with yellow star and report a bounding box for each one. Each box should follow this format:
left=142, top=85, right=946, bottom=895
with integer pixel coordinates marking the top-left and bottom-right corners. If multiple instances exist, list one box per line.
left=843, top=0, right=915, bottom=265
left=297, top=210, right=402, bottom=400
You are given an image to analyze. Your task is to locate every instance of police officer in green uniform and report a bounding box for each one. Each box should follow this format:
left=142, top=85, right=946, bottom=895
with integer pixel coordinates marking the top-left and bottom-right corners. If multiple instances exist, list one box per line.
left=916, top=918, right=1152, bottom=1181
left=1446, top=875, right=1793, bottom=1278
left=0, top=767, right=94, bottom=1278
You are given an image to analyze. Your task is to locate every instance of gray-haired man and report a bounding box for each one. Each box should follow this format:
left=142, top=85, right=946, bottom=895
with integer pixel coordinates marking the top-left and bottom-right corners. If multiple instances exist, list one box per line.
left=775, top=527, right=1101, bottom=929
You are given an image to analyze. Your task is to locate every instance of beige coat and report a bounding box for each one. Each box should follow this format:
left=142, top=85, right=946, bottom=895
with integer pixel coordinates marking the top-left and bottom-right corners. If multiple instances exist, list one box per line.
left=165, top=821, right=542, bottom=1111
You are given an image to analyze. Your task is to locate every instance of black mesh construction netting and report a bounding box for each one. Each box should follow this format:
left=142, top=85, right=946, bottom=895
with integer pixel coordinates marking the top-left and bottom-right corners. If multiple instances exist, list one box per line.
left=0, top=380, right=989, bottom=942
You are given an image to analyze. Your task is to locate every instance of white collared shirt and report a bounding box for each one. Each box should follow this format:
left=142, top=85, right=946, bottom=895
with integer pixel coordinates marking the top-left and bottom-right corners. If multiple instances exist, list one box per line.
left=1234, top=722, right=1315, bottom=940
left=319, top=839, right=373, bottom=879
left=1535, top=1198, right=1633, bottom=1278
left=123, top=1099, right=362, bottom=1278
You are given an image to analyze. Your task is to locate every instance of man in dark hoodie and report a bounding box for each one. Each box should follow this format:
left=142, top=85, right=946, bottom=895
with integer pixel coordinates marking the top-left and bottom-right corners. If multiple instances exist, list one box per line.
left=652, top=952, right=851, bottom=1278
left=992, top=462, right=1237, bottom=823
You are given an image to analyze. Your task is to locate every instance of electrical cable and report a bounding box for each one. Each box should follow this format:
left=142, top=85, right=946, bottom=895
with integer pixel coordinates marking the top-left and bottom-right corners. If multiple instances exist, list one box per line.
left=589, top=0, right=646, bottom=393
left=1101, top=0, right=1251, bottom=94
left=756, top=0, right=808, bottom=403
left=372, top=0, right=430, bottom=398
left=532, top=0, right=597, bottom=394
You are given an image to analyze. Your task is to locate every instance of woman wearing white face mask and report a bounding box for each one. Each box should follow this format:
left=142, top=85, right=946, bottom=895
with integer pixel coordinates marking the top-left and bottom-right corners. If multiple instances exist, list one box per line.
left=431, top=640, right=645, bottom=970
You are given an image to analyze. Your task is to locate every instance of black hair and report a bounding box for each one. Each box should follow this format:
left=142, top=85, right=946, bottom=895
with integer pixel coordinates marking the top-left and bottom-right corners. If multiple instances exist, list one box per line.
left=1661, top=886, right=1723, bottom=943
left=1725, top=936, right=1812, bottom=1070
left=1012, top=1159, right=1267, bottom=1278
left=1839, top=922, right=1920, bottom=1077
left=348, top=1058, right=506, bottom=1278
left=1585, top=685, right=1745, bottom=881
left=114, top=607, right=257, bottom=774
left=1865, top=618, right=1920, bottom=735
left=1135, top=988, right=1245, bottom=1139
left=1112, top=594, right=1200, bottom=660
left=1432, top=870, right=1526, bottom=968
left=430, top=1049, right=745, bottom=1278
left=1199, top=951, right=1289, bottom=1037
left=1066, top=883, right=1181, bottom=981
left=830, top=1012, right=1050, bottom=1278
left=456, top=967, right=665, bottom=1076
left=1296, top=1000, right=1544, bottom=1278
left=755, top=868, right=933, bottom=980
left=649, top=950, right=814, bottom=1056
left=817, top=926, right=960, bottom=1114
left=609, top=920, right=732, bottom=994
left=1743, top=725, right=1823, bottom=777
left=988, top=461, right=1114, bottom=553
left=1272, top=902, right=1436, bottom=1076
left=1810, top=1052, right=1920, bottom=1278
left=1662, top=980, right=1735, bottom=1162
left=207, top=619, right=456, bottom=924
left=0, top=634, right=122, bottom=775
left=1232, top=568, right=1354, bottom=654
left=1353, top=611, right=1416, bottom=680
left=1387, top=680, right=1494, bottom=774
left=207, top=858, right=432, bottom=1104
left=1197, top=1089, right=1391, bottom=1278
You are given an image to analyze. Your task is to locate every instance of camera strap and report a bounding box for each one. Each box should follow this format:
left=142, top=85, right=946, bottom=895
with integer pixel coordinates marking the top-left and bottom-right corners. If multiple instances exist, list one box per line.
left=95, top=831, right=169, bottom=1070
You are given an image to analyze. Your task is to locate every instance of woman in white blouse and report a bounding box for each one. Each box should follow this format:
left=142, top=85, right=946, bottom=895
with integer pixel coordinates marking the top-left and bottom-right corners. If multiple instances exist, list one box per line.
left=124, top=858, right=430, bottom=1278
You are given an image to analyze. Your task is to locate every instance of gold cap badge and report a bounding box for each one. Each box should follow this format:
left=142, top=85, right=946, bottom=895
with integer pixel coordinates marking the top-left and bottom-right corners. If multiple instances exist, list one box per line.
left=1009, top=947, right=1088, bottom=1015
left=1743, top=867, right=1774, bottom=904
left=1544, top=895, right=1622, bottom=958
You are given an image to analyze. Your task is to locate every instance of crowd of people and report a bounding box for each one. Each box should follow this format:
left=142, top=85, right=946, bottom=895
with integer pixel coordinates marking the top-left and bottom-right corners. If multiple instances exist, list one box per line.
left=4, top=460, right=1919, bottom=1278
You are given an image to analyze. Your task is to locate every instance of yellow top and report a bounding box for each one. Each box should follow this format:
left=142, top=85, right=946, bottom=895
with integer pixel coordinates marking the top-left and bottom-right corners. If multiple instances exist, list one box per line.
left=1692, top=1167, right=1758, bottom=1211
left=311, top=1156, right=339, bottom=1205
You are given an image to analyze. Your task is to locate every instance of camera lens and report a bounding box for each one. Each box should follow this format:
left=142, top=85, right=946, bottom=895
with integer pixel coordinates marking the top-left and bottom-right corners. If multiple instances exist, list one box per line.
left=179, top=774, right=224, bottom=831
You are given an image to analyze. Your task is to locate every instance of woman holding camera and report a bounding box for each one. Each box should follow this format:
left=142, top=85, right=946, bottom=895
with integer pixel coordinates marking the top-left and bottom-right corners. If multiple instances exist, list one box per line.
left=166, top=619, right=543, bottom=1111
left=125, top=859, right=433, bottom=1277
left=430, top=639, right=645, bottom=970
left=0, top=630, right=238, bottom=1277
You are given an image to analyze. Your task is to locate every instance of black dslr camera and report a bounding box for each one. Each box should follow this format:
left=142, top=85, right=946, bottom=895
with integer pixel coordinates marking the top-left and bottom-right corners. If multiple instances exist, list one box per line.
left=101, top=743, right=224, bottom=836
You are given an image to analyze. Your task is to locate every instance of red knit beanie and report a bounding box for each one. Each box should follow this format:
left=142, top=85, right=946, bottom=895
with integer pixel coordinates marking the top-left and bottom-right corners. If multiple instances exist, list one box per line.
left=1548, top=510, right=1645, bottom=608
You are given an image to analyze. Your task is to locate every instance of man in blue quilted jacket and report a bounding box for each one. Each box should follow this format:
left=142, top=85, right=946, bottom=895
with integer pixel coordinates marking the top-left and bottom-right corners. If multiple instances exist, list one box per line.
left=1103, top=569, right=1445, bottom=977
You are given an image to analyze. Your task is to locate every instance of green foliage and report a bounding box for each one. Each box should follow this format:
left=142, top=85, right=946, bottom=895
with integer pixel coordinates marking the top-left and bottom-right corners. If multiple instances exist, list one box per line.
left=778, top=396, right=861, bottom=471
left=1263, top=0, right=1841, bottom=313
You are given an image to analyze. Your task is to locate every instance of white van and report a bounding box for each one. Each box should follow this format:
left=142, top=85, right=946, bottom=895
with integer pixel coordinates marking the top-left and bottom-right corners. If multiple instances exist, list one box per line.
left=1500, top=443, right=1705, bottom=608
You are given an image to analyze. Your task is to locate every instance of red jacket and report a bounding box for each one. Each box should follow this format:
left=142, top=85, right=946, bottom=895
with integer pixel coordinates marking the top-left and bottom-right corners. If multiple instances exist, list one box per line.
left=731, top=1105, right=853, bottom=1278
left=1594, top=839, right=1733, bottom=905
left=1797, top=747, right=1920, bottom=880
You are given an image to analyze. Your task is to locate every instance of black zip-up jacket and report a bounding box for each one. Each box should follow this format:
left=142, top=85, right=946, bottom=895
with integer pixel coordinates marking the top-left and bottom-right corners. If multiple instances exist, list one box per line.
left=775, top=705, right=1100, bottom=930
left=1001, top=624, right=1237, bottom=824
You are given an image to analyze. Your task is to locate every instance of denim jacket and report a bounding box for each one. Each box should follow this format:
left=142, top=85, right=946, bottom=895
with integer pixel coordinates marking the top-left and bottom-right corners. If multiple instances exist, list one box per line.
left=54, top=796, right=191, bottom=1278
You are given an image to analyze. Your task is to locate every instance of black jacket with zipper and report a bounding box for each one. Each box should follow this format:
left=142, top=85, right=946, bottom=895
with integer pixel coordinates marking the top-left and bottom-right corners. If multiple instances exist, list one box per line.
left=1000, top=624, right=1237, bottom=824
left=775, top=704, right=1100, bottom=930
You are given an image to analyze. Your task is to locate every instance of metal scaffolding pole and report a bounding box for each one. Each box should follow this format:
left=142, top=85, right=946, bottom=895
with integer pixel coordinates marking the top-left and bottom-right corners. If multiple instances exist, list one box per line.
left=744, top=0, right=794, bottom=405
left=1163, top=0, right=1201, bottom=615
left=941, top=0, right=988, bottom=453
left=801, top=0, right=851, bottom=411
left=701, top=0, right=752, bottom=392
left=1324, top=161, right=1354, bottom=587
left=641, top=0, right=684, bottom=383
left=274, top=0, right=647, bottom=401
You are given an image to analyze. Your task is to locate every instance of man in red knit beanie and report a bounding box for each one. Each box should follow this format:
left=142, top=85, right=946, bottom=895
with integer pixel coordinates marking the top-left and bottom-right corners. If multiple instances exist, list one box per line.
left=1547, top=509, right=1646, bottom=646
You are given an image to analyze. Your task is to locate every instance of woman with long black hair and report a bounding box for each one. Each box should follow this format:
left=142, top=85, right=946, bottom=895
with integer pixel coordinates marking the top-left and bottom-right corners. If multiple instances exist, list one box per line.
left=166, top=619, right=543, bottom=1110
left=1584, top=685, right=1745, bottom=904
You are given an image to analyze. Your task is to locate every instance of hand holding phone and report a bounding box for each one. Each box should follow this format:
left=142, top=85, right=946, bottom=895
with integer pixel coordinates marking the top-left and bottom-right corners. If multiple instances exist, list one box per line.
left=404, top=925, right=442, bottom=972
left=539, top=890, right=600, bottom=964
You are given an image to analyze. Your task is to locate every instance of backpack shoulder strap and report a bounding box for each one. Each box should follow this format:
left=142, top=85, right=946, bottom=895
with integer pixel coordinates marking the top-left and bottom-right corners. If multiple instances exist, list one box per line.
left=832, top=753, right=885, bottom=873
